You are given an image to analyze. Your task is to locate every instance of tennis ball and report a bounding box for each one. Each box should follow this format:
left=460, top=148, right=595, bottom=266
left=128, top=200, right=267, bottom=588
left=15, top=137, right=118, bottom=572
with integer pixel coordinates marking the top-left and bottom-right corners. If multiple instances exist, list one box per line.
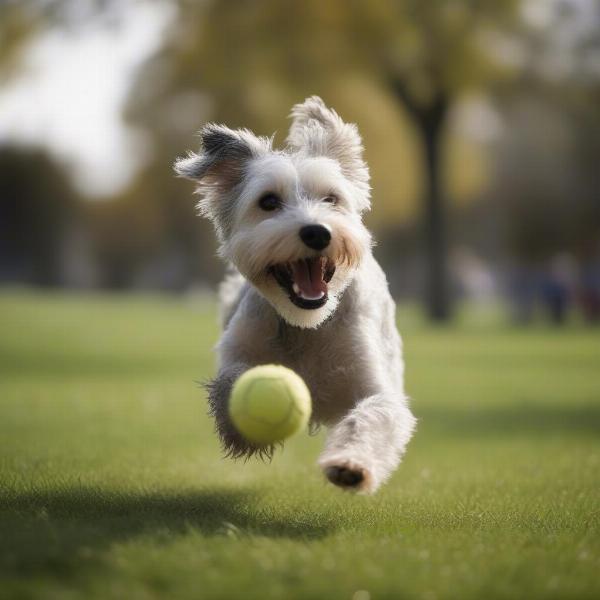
left=229, top=365, right=312, bottom=445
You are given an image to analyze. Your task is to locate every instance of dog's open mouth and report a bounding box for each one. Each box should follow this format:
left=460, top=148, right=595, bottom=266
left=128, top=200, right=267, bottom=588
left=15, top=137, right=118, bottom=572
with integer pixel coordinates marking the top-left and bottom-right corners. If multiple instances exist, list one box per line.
left=269, top=257, right=336, bottom=309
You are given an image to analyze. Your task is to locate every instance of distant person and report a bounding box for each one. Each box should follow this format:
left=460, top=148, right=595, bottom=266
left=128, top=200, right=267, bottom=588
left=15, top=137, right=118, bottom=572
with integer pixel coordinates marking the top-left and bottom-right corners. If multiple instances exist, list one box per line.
left=541, top=254, right=577, bottom=325
left=510, top=265, right=537, bottom=324
left=580, top=259, right=600, bottom=323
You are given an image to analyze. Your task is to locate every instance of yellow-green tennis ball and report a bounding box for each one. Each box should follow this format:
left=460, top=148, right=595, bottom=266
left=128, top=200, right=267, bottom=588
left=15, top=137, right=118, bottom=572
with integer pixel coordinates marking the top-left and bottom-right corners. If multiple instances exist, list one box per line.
left=229, top=365, right=312, bottom=445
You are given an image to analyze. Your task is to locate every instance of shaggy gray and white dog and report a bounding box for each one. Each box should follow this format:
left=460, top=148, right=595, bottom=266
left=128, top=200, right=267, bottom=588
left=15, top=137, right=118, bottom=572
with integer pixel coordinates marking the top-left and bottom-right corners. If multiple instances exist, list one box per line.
left=175, top=96, right=416, bottom=493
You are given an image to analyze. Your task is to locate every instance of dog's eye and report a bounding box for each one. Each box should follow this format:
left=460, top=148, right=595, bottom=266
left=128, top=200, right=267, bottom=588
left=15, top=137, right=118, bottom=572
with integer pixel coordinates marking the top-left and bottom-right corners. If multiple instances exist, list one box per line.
left=322, top=195, right=338, bottom=205
left=258, top=193, right=282, bottom=211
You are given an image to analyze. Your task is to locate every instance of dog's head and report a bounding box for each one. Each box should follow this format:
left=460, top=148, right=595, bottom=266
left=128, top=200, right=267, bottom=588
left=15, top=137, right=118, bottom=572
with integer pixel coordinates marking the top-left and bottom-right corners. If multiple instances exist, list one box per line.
left=175, top=96, right=372, bottom=328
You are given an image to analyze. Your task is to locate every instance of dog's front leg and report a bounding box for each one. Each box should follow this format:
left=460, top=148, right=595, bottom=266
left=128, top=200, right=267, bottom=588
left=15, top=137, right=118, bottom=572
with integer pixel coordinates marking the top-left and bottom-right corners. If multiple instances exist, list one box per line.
left=205, top=362, right=272, bottom=459
left=318, top=394, right=416, bottom=493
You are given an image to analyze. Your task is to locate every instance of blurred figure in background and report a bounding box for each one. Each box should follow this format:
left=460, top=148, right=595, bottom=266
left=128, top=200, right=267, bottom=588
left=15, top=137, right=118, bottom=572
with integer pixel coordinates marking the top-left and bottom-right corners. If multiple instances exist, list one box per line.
left=541, top=254, right=577, bottom=325
left=580, top=244, right=600, bottom=323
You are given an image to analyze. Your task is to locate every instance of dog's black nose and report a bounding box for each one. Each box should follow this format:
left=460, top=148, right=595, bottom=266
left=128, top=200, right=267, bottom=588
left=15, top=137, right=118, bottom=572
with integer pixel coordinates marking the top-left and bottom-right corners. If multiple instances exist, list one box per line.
left=299, top=224, right=331, bottom=251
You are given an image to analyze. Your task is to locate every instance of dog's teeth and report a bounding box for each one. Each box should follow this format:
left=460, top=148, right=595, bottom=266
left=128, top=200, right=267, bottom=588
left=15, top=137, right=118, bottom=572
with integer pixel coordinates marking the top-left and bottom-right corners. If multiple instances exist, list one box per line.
left=293, top=283, right=300, bottom=295
left=299, top=291, right=325, bottom=301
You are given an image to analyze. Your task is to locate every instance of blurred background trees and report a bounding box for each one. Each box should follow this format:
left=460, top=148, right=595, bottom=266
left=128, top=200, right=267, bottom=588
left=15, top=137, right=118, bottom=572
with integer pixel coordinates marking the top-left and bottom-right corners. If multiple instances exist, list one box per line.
left=0, top=0, right=598, bottom=322
left=0, top=147, right=79, bottom=286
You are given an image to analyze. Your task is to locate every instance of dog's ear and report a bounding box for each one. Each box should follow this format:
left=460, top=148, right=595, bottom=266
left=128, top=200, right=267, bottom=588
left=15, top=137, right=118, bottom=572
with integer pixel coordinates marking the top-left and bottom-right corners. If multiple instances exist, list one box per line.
left=174, top=124, right=271, bottom=188
left=174, top=124, right=272, bottom=234
left=287, top=96, right=370, bottom=202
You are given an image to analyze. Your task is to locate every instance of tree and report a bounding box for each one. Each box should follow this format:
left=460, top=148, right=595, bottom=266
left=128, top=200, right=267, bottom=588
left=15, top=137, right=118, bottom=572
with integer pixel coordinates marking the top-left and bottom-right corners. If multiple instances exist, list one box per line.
left=345, top=1, right=520, bottom=319
left=488, top=0, right=600, bottom=264
left=0, top=146, right=79, bottom=286
left=125, top=0, right=520, bottom=319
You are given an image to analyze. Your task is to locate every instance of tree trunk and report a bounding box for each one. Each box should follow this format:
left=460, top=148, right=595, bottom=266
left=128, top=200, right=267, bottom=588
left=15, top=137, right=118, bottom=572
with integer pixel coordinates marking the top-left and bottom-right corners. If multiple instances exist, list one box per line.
left=421, top=100, right=450, bottom=321
left=390, top=78, right=451, bottom=321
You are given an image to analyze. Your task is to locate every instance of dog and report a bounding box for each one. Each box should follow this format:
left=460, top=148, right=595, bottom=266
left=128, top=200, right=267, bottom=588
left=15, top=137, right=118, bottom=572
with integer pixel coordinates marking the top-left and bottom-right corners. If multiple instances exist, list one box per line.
left=175, top=96, right=416, bottom=493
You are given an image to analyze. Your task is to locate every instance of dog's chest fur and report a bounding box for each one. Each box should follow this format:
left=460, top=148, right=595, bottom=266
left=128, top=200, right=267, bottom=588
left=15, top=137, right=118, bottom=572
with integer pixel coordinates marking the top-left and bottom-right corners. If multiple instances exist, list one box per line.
left=242, top=284, right=387, bottom=423
left=219, top=257, right=401, bottom=425
left=272, top=308, right=375, bottom=423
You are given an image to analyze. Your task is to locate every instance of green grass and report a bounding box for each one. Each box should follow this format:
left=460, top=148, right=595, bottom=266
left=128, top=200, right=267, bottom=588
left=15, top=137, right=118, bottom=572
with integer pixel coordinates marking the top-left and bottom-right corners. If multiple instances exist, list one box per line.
left=0, top=291, right=598, bottom=600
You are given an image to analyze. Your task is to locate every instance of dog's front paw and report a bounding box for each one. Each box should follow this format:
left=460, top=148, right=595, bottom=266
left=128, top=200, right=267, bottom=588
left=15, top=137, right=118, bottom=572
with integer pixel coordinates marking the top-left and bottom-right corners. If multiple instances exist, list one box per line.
left=325, top=465, right=365, bottom=488
left=319, top=457, right=375, bottom=493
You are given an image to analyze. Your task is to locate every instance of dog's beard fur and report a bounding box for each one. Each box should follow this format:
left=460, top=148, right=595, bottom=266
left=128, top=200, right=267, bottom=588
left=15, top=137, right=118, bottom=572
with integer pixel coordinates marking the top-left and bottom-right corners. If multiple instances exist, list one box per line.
left=224, top=206, right=371, bottom=328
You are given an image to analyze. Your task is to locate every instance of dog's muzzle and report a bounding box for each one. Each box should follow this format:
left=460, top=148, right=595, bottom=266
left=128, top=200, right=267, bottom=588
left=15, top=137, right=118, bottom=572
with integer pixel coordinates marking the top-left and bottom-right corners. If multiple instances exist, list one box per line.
left=269, top=257, right=336, bottom=310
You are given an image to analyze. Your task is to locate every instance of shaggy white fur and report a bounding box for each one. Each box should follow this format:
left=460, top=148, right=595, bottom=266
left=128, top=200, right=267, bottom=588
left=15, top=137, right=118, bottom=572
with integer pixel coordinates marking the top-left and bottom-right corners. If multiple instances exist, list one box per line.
left=175, top=96, right=416, bottom=493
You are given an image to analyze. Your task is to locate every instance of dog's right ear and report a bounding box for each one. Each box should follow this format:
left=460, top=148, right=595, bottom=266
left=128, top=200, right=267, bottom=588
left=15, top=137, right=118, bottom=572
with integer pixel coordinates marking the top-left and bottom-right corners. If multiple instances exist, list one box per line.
left=287, top=96, right=370, bottom=210
left=174, top=124, right=271, bottom=188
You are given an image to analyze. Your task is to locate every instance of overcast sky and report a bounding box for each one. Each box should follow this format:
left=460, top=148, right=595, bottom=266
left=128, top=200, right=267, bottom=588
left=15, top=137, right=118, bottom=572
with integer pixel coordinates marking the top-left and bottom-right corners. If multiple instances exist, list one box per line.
left=0, top=1, right=174, bottom=197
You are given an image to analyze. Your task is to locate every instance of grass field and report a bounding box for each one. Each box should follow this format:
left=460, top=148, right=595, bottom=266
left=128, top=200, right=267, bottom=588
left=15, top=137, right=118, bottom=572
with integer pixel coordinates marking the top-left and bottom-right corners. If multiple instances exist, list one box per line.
left=0, top=291, right=599, bottom=600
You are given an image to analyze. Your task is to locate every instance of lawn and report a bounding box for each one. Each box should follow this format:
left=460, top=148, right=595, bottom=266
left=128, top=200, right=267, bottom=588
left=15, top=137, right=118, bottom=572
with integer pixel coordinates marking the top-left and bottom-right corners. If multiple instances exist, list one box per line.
left=0, top=291, right=598, bottom=600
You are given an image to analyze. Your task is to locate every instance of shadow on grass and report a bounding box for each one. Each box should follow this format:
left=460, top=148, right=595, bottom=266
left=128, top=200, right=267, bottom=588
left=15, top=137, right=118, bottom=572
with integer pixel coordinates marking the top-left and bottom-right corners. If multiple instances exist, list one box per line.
left=417, top=402, right=600, bottom=437
left=0, top=487, right=333, bottom=577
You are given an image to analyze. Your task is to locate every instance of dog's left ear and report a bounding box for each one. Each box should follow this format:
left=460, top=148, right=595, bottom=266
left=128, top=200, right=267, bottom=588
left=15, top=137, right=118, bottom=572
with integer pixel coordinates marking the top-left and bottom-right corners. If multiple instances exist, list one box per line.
left=287, top=96, right=370, bottom=207
left=174, top=124, right=270, bottom=187
left=174, top=124, right=272, bottom=235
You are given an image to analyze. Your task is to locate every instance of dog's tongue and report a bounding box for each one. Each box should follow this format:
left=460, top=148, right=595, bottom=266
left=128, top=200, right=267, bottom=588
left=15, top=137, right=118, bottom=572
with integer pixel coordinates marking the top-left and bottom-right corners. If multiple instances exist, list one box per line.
left=291, top=258, right=326, bottom=300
